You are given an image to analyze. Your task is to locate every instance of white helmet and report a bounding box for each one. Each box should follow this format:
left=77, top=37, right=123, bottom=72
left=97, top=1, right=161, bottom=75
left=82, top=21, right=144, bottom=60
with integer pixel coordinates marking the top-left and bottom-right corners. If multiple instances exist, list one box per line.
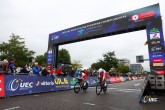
left=98, top=68, right=103, bottom=73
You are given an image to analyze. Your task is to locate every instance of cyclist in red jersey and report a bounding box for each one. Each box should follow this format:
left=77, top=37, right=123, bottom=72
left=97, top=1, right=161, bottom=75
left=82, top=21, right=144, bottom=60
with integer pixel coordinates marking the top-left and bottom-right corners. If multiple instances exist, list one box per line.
left=97, top=68, right=106, bottom=85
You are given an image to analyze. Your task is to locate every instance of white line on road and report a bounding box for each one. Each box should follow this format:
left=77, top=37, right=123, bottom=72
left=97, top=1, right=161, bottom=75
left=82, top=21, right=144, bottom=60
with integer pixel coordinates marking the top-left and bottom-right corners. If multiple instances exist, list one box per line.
left=4, top=106, right=20, bottom=110
left=134, top=83, right=141, bottom=86
left=83, top=103, right=96, bottom=106
left=109, top=106, right=125, bottom=110
left=33, top=95, right=40, bottom=97
left=63, top=99, right=71, bottom=102
left=108, top=88, right=141, bottom=91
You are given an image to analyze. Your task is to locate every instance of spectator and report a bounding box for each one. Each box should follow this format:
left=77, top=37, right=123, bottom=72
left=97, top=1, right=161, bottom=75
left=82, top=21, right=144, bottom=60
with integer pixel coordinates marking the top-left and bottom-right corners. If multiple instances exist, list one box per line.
left=9, top=58, right=16, bottom=73
left=56, top=67, right=64, bottom=76
left=69, top=68, right=75, bottom=77
left=1, top=59, right=9, bottom=74
left=75, top=68, right=80, bottom=77
left=50, top=67, right=57, bottom=78
left=41, top=67, right=50, bottom=76
left=33, top=62, right=41, bottom=75
left=20, top=64, right=29, bottom=73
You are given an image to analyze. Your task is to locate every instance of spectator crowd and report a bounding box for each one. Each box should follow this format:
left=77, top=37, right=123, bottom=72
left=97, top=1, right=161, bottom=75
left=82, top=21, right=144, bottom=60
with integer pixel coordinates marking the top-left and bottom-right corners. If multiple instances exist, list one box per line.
left=0, top=58, right=142, bottom=78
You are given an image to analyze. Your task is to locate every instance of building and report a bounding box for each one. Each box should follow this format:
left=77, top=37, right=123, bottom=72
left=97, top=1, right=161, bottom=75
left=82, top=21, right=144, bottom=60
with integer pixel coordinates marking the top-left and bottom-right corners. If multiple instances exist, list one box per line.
left=130, top=64, right=143, bottom=74
left=117, top=58, right=130, bottom=67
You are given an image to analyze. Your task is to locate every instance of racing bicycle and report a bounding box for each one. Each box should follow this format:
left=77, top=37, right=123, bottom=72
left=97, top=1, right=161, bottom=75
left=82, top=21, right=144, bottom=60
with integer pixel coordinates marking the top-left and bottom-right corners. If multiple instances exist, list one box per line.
left=74, top=78, right=88, bottom=93
left=96, top=78, right=107, bottom=95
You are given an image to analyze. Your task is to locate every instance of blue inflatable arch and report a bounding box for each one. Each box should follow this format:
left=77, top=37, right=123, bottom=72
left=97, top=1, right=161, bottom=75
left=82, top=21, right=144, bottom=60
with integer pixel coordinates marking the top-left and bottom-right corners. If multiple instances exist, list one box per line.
left=47, top=4, right=165, bottom=75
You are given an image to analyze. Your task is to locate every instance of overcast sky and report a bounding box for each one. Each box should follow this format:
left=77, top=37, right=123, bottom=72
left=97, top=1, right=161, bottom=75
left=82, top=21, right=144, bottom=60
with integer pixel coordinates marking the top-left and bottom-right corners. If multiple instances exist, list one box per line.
left=0, top=0, right=165, bottom=70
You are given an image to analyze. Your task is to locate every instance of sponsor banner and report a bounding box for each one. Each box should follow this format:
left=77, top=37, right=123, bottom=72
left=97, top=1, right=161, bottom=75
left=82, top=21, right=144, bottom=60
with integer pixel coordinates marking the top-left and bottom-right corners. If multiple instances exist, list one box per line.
left=49, top=4, right=160, bottom=45
left=156, top=70, right=165, bottom=74
left=4, top=75, right=99, bottom=96
left=54, top=76, right=71, bottom=91
left=123, top=77, right=128, bottom=81
left=119, top=76, right=124, bottom=82
left=4, top=75, right=72, bottom=96
left=110, top=76, right=121, bottom=83
left=152, top=58, right=163, bottom=63
left=153, top=63, right=164, bottom=66
left=86, top=77, right=97, bottom=86
left=109, top=77, right=116, bottom=84
left=35, top=76, right=56, bottom=92
left=69, top=77, right=78, bottom=89
left=128, top=77, right=132, bottom=81
left=0, top=74, right=5, bottom=97
left=5, top=75, right=35, bottom=96
left=115, top=76, right=121, bottom=83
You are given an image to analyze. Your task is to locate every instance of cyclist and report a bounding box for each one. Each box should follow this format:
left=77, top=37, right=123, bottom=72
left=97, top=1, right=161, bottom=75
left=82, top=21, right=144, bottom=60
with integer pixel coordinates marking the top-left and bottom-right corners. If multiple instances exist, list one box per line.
left=97, top=68, right=106, bottom=85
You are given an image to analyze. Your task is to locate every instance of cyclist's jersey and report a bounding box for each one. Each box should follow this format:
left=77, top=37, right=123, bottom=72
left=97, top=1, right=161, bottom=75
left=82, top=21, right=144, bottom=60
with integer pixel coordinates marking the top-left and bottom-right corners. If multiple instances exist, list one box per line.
left=97, top=68, right=106, bottom=80
left=83, top=71, right=88, bottom=80
left=77, top=72, right=85, bottom=79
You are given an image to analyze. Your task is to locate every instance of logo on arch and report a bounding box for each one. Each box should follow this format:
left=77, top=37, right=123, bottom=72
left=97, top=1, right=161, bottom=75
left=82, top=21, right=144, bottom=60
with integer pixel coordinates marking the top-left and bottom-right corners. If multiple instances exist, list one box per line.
left=130, top=11, right=155, bottom=21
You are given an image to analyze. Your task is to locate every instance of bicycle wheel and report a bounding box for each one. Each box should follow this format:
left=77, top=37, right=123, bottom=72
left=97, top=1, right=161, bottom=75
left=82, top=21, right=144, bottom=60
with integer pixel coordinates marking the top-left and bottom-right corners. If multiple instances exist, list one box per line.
left=74, top=82, right=81, bottom=93
left=103, top=83, right=107, bottom=93
left=82, top=82, right=88, bottom=92
left=96, top=82, right=102, bottom=95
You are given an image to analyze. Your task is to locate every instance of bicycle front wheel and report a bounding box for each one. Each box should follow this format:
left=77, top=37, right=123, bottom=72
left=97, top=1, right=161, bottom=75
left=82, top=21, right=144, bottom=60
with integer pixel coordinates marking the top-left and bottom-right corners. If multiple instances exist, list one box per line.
left=74, top=82, right=81, bottom=93
left=96, top=82, right=102, bottom=95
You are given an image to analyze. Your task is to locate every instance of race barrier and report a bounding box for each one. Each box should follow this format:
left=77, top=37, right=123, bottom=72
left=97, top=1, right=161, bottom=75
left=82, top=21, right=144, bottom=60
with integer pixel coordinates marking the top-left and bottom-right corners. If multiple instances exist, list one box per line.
left=0, top=74, right=137, bottom=97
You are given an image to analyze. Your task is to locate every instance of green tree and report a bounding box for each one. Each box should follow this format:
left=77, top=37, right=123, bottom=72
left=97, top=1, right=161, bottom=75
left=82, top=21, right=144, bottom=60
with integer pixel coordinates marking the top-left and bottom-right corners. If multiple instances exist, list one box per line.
left=116, top=63, right=129, bottom=73
left=58, top=48, right=71, bottom=64
left=91, top=51, right=118, bottom=71
left=71, top=60, right=83, bottom=69
left=0, top=34, right=35, bottom=67
left=35, top=52, right=47, bottom=66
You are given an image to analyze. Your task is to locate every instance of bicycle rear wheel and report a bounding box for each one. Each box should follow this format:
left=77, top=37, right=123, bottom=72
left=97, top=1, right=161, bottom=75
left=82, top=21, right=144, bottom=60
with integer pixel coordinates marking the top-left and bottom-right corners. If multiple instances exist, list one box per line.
left=82, top=82, right=88, bottom=92
left=103, top=83, right=107, bottom=93
left=74, top=82, right=81, bottom=93
left=96, top=82, right=102, bottom=95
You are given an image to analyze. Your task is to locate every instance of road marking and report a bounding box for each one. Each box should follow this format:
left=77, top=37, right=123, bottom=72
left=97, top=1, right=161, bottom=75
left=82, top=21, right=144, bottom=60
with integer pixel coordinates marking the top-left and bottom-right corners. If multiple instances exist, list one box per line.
left=134, top=83, right=141, bottom=86
left=33, top=95, right=40, bottom=97
left=63, top=99, right=71, bottom=102
left=108, top=88, right=141, bottom=91
left=83, top=103, right=95, bottom=106
left=4, top=106, right=20, bottom=110
left=109, top=106, right=125, bottom=110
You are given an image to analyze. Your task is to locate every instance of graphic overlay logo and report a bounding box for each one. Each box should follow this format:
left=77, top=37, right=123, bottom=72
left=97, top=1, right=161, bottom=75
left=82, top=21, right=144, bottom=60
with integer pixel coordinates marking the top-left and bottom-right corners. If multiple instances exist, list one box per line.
left=141, top=95, right=158, bottom=103
left=150, top=28, right=160, bottom=39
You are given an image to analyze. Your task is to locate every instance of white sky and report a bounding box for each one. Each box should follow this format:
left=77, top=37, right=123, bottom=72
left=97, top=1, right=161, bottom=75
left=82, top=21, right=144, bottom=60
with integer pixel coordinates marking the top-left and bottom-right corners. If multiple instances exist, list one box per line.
left=0, top=0, right=165, bottom=70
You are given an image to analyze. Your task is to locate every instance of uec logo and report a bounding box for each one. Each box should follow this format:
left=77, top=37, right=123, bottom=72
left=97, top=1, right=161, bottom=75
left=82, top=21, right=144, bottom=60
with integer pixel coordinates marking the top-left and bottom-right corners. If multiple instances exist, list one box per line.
left=6, top=79, right=33, bottom=91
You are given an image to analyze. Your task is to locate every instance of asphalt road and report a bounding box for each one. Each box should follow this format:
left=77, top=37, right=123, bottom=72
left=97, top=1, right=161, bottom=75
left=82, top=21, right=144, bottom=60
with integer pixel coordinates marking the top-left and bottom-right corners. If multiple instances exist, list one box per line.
left=0, top=79, right=165, bottom=110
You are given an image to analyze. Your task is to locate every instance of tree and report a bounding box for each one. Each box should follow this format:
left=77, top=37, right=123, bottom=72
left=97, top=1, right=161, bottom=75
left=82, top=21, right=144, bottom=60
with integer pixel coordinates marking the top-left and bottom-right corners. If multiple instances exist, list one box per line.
left=35, top=52, right=47, bottom=67
left=71, top=60, right=83, bottom=69
left=91, top=51, right=118, bottom=71
left=0, top=34, right=35, bottom=67
left=58, top=48, right=71, bottom=64
left=116, top=63, right=130, bottom=73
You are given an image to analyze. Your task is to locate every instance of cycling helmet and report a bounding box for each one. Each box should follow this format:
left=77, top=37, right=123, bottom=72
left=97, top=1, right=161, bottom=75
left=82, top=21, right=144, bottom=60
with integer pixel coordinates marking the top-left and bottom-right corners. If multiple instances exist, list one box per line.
left=98, top=68, right=103, bottom=73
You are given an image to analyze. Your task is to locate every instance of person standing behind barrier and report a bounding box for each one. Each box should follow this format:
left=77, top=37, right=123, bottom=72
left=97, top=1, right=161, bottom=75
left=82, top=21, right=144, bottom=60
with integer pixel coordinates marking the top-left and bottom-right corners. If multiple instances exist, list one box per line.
left=33, top=62, right=41, bottom=75
left=75, top=68, right=80, bottom=77
left=69, top=68, right=75, bottom=77
left=20, top=64, right=29, bottom=73
left=1, top=59, right=9, bottom=74
left=41, top=67, right=50, bottom=76
left=9, top=58, right=16, bottom=73
left=50, top=67, right=57, bottom=78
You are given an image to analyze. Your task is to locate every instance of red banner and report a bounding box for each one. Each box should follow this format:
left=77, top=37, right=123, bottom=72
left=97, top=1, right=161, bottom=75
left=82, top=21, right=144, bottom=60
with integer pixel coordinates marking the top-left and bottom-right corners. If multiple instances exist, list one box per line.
left=0, top=74, right=5, bottom=97
left=110, top=76, right=121, bottom=83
